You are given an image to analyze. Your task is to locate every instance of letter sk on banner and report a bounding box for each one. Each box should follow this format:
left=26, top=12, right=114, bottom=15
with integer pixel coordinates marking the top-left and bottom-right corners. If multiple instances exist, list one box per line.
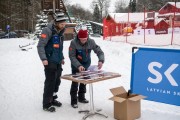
left=130, top=47, right=180, bottom=106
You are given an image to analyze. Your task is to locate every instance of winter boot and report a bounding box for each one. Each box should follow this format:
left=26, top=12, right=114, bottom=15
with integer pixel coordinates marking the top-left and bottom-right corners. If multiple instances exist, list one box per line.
left=43, top=106, right=56, bottom=112
left=71, top=93, right=78, bottom=108
left=71, top=104, right=78, bottom=108
left=52, top=100, right=62, bottom=107
left=78, top=94, right=89, bottom=103
left=78, top=98, right=89, bottom=103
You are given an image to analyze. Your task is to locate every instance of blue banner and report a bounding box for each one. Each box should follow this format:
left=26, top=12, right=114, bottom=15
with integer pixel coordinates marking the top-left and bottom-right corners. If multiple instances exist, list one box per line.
left=130, top=47, right=180, bottom=106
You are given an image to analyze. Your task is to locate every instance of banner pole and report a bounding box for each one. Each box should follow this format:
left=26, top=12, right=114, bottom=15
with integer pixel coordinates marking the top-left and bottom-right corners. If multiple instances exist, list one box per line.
left=144, top=6, right=145, bottom=44
left=171, top=1, right=176, bottom=45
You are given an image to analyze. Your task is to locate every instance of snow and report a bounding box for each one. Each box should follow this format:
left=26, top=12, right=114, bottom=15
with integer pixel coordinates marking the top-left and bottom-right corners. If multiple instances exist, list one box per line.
left=0, top=35, right=180, bottom=120
left=89, top=21, right=103, bottom=27
left=158, top=12, right=180, bottom=17
left=109, top=13, right=147, bottom=23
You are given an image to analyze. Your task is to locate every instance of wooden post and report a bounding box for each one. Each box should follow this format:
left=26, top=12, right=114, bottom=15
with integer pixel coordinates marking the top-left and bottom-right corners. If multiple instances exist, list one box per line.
left=53, top=0, right=55, bottom=13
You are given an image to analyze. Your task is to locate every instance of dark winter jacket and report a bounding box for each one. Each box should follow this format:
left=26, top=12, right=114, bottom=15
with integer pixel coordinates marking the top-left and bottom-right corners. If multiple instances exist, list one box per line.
left=37, top=22, right=65, bottom=64
left=69, top=36, right=104, bottom=71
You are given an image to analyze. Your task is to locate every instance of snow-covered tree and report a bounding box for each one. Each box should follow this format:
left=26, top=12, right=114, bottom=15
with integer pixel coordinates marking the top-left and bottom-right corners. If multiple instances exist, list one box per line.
left=35, top=12, right=48, bottom=37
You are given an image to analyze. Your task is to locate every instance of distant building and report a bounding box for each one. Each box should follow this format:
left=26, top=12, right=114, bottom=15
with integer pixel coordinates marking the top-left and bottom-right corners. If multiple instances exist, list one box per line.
left=154, top=19, right=169, bottom=34
left=103, top=2, right=180, bottom=37
left=104, top=13, right=147, bottom=36
left=158, top=2, right=180, bottom=27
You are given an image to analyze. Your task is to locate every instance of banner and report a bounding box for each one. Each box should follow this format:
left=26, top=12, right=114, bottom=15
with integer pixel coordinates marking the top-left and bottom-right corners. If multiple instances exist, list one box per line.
left=168, top=28, right=180, bottom=34
left=133, top=29, right=155, bottom=35
left=130, top=47, right=180, bottom=106
left=155, top=29, right=168, bottom=34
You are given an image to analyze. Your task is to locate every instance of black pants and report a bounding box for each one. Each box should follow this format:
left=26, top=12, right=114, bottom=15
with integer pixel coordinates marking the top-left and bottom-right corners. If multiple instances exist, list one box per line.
left=70, top=69, right=87, bottom=104
left=70, top=81, right=86, bottom=104
left=43, top=62, right=62, bottom=108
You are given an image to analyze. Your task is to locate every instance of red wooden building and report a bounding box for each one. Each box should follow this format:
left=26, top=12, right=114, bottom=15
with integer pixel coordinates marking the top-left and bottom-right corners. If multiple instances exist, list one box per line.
left=158, top=2, right=180, bottom=27
left=159, top=2, right=180, bottom=14
left=154, top=19, right=169, bottom=34
left=103, top=2, right=180, bottom=38
left=145, top=12, right=158, bottom=29
left=103, top=13, right=145, bottom=38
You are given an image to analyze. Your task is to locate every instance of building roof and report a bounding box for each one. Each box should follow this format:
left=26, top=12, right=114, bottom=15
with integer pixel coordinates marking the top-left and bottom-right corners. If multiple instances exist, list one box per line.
left=154, top=18, right=168, bottom=26
left=89, top=21, right=103, bottom=26
left=168, top=2, right=180, bottom=8
left=159, top=2, right=180, bottom=12
left=108, top=12, right=158, bottom=23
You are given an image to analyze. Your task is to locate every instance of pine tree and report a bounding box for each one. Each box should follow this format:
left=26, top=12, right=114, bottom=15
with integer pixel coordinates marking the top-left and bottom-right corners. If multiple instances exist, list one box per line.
left=35, top=12, right=48, bottom=37
left=129, top=0, right=136, bottom=12
left=93, top=4, right=101, bottom=23
left=129, top=0, right=132, bottom=11
left=132, top=0, right=136, bottom=12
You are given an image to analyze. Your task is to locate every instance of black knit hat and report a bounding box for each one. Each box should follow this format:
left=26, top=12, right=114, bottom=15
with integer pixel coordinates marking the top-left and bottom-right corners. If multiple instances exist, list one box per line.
left=54, top=12, right=67, bottom=23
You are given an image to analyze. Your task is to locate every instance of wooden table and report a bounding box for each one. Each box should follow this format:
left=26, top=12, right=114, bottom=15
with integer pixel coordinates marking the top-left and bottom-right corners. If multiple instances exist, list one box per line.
left=61, top=71, right=121, bottom=120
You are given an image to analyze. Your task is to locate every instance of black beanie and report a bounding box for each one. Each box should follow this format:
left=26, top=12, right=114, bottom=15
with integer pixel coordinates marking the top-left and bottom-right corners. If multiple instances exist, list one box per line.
left=54, top=12, right=67, bottom=23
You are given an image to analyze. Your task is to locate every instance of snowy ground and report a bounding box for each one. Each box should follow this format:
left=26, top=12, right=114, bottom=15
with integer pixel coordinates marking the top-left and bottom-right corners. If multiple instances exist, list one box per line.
left=0, top=35, right=180, bottom=120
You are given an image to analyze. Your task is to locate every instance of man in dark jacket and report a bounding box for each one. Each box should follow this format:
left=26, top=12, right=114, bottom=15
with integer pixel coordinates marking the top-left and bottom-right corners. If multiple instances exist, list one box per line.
left=37, top=12, right=66, bottom=112
left=69, top=28, right=105, bottom=108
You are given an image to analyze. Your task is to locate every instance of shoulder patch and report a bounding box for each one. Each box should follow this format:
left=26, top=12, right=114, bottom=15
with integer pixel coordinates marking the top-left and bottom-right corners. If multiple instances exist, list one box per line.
left=41, top=34, right=47, bottom=39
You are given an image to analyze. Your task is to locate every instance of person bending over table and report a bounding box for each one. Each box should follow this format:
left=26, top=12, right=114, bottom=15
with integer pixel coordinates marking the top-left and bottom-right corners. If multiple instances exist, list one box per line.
left=69, top=27, right=105, bottom=108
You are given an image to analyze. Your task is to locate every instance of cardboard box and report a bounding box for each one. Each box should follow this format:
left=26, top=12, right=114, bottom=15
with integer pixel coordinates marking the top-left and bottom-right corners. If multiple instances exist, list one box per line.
left=109, top=86, right=146, bottom=120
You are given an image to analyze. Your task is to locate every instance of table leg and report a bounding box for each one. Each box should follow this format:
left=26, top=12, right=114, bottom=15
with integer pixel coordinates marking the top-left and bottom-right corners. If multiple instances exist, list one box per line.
left=79, top=83, right=108, bottom=120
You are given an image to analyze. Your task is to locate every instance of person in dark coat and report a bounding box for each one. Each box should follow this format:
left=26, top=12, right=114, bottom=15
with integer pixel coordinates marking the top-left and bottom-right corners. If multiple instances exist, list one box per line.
left=37, top=12, right=67, bottom=112
left=69, top=28, right=105, bottom=108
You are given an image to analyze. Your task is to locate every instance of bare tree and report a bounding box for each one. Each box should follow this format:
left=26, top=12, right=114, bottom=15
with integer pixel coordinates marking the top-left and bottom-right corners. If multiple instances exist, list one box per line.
left=63, top=0, right=70, bottom=6
left=136, top=0, right=175, bottom=12
left=114, top=0, right=128, bottom=13
left=90, top=0, right=110, bottom=21
left=67, top=4, right=93, bottom=21
left=98, top=0, right=110, bottom=18
left=90, top=0, right=97, bottom=11
left=0, top=0, right=41, bottom=32
left=104, top=0, right=111, bottom=16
